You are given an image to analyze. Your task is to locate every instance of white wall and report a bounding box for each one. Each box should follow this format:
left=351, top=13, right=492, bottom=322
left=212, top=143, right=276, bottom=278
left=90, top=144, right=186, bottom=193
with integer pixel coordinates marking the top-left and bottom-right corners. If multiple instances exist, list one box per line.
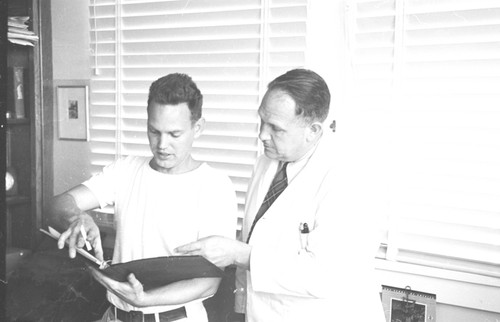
left=306, top=0, right=347, bottom=126
left=51, top=0, right=93, bottom=195
left=438, top=304, right=500, bottom=322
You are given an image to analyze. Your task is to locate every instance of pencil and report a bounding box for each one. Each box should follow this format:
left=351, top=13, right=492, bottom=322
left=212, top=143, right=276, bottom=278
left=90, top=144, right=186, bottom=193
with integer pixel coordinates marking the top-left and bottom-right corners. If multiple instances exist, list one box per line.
left=80, top=225, right=92, bottom=251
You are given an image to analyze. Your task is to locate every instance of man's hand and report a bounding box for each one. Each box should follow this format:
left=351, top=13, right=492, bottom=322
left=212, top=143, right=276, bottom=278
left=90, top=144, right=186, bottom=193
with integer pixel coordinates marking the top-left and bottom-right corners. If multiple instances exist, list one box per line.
left=89, top=266, right=146, bottom=307
left=175, top=236, right=252, bottom=270
left=57, top=214, right=104, bottom=262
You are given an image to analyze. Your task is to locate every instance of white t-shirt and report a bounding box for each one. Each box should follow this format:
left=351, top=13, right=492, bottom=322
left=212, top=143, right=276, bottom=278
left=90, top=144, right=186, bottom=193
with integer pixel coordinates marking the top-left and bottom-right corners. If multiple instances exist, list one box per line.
left=83, top=156, right=237, bottom=317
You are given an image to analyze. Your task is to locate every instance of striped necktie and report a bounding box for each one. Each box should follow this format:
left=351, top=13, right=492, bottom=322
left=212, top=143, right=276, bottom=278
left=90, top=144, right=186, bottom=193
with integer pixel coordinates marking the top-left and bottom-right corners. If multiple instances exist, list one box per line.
left=247, top=161, right=289, bottom=242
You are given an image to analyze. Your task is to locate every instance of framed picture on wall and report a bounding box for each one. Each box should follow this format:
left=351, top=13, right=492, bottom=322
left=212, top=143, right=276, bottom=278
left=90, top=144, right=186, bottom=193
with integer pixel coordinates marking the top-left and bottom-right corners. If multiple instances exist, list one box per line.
left=56, top=82, right=89, bottom=140
left=381, top=285, right=437, bottom=322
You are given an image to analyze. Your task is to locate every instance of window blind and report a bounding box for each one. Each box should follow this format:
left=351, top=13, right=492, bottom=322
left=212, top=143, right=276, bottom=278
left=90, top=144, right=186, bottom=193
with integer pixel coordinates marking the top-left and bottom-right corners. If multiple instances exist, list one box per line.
left=88, top=0, right=308, bottom=231
left=347, top=0, right=500, bottom=277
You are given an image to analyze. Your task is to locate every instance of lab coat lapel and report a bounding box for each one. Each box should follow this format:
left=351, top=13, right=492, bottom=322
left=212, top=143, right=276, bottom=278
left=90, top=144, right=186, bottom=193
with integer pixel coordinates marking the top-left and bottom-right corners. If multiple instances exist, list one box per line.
left=254, top=132, right=335, bottom=229
left=243, top=159, right=280, bottom=240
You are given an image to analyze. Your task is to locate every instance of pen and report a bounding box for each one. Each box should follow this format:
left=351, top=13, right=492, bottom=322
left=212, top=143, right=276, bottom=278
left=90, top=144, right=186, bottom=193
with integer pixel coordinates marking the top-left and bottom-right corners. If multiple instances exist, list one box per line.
left=80, top=225, right=92, bottom=251
left=299, top=222, right=309, bottom=251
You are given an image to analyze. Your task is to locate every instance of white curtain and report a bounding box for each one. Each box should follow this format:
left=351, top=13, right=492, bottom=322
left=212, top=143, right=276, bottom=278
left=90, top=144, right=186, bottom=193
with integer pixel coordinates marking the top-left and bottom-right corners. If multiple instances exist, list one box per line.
left=346, top=0, right=500, bottom=277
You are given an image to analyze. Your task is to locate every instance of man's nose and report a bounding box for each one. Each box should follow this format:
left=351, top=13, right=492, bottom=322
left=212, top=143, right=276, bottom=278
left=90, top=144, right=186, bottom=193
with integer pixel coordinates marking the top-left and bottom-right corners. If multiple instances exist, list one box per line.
left=259, top=123, right=270, bottom=142
left=158, top=134, right=170, bottom=149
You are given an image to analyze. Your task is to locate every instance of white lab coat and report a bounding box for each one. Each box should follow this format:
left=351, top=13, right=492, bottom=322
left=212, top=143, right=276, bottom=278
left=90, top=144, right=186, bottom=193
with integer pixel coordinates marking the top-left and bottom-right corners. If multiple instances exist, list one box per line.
left=236, top=131, right=386, bottom=322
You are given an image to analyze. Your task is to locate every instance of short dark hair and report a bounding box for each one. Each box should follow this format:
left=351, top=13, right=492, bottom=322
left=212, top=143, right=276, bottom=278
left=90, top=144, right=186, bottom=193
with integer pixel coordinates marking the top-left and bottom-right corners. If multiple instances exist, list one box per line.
left=266, top=68, right=330, bottom=124
left=147, top=73, right=203, bottom=122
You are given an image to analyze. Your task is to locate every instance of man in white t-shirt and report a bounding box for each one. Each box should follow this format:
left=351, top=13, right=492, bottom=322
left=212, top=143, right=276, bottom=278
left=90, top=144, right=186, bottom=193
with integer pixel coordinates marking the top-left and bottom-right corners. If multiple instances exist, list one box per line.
left=48, top=73, right=237, bottom=322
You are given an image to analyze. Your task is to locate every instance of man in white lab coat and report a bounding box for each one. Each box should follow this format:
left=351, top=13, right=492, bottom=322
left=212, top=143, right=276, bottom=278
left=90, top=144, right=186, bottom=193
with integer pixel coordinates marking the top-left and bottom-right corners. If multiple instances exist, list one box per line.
left=176, top=68, right=386, bottom=321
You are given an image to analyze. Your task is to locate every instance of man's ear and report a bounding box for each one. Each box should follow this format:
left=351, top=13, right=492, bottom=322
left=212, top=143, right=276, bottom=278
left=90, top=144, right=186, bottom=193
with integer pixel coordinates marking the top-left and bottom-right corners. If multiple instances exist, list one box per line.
left=194, top=117, right=205, bottom=138
left=306, top=122, right=323, bottom=142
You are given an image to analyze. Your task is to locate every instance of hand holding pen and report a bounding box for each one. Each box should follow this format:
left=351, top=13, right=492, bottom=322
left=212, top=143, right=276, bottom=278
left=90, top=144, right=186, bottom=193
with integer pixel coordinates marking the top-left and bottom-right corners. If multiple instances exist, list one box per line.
left=57, top=214, right=105, bottom=262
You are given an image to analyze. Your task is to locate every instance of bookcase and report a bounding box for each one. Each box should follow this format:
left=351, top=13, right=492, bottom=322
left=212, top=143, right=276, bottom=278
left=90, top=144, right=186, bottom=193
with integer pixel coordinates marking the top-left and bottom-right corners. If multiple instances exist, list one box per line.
left=5, top=0, right=42, bottom=252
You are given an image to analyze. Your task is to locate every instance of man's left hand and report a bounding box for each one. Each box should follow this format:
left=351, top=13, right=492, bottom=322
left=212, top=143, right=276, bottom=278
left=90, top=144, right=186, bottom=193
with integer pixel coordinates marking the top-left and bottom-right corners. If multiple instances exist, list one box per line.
left=89, top=266, right=146, bottom=307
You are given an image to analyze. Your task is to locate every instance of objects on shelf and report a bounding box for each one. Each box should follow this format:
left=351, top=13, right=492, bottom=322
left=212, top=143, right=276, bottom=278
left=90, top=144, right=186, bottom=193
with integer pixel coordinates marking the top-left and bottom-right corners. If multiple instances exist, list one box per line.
left=8, top=66, right=26, bottom=119
left=8, top=16, right=39, bottom=46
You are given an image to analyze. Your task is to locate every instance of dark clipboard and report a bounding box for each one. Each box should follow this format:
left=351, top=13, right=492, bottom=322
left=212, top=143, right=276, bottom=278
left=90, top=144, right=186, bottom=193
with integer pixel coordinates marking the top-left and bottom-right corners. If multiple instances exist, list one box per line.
left=40, top=227, right=224, bottom=290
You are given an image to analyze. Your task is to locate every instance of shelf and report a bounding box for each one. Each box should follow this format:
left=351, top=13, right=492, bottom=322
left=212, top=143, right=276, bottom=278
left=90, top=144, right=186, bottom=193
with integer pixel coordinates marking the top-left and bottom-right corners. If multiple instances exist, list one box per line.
left=7, top=117, right=30, bottom=125
left=5, top=0, right=42, bottom=252
left=6, top=195, right=30, bottom=206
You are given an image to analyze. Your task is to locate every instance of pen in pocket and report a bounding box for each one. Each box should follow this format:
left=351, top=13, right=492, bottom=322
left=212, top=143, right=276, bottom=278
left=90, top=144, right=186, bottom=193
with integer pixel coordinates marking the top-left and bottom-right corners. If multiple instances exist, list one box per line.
left=299, top=222, right=309, bottom=251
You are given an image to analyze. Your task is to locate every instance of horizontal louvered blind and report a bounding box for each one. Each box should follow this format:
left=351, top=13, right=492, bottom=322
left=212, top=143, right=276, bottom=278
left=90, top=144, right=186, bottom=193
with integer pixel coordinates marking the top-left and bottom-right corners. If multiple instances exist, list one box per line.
left=88, top=0, right=307, bottom=229
left=347, top=0, right=500, bottom=276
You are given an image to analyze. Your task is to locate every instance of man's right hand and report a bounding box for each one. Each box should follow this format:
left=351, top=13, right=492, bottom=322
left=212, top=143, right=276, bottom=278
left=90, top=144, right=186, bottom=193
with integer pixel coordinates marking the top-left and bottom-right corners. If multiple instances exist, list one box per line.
left=57, top=214, right=104, bottom=262
left=175, top=236, right=251, bottom=270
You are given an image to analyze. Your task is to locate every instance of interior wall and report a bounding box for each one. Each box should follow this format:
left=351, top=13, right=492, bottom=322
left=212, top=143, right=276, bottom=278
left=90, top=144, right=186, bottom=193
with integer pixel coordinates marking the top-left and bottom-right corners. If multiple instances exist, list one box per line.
left=437, top=304, right=500, bottom=322
left=51, top=0, right=92, bottom=196
left=306, top=0, right=346, bottom=126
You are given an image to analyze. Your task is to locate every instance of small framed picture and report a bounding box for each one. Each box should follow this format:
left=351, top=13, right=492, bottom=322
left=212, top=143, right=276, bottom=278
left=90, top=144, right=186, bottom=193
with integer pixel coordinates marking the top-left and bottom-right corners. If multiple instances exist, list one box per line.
left=56, top=82, right=89, bottom=140
left=381, top=285, right=436, bottom=322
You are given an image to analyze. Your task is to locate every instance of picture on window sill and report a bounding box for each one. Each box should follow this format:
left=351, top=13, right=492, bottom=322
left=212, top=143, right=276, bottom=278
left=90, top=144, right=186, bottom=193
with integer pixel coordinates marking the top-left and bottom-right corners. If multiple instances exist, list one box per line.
left=381, top=285, right=436, bottom=322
